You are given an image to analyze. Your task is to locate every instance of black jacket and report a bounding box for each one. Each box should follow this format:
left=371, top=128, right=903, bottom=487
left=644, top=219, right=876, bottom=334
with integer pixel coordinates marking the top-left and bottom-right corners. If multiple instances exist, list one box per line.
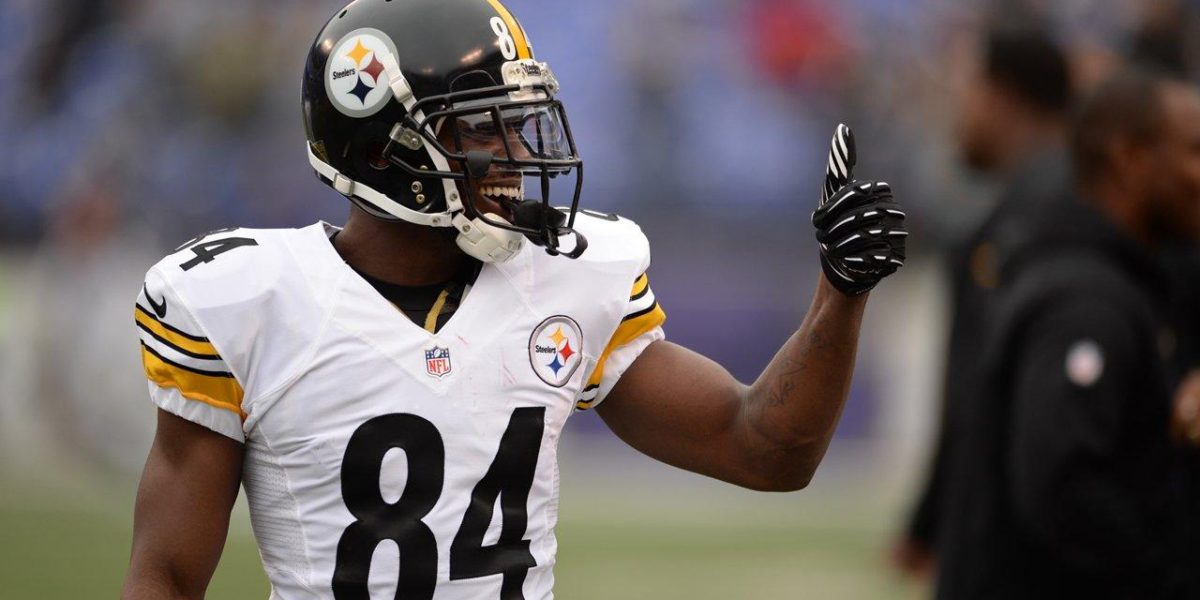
left=934, top=194, right=1200, bottom=599
left=907, top=152, right=1069, bottom=548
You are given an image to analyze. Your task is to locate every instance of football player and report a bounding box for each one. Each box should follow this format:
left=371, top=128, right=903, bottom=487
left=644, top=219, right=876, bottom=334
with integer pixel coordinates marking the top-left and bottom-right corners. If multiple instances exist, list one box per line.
left=121, top=1, right=906, bottom=599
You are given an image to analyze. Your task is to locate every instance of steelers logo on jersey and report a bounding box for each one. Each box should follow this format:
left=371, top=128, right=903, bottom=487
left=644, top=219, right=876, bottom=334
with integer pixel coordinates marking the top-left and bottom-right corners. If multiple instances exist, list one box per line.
left=324, top=28, right=398, bottom=118
left=528, top=316, right=584, bottom=387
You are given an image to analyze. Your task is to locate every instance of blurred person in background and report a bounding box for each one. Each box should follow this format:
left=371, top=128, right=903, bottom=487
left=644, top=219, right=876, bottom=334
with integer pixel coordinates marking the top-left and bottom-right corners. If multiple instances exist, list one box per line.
left=1167, top=247, right=1200, bottom=449
left=615, top=0, right=695, bottom=203
left=1127, top=0, right=1200, bottom=80
left=0, top=0, right=171, bottom=473
left=934, top=68, right=1200, bottom=599
left=120, top=0, right=907, bottom=598
left=1174, top=370, right=1200, bottom=447
left=0, top=0, right=340, bottom=476
left=1128, top=0, right=1200, bottom=459
left=892, top=19, right=1073, bottom=580
left=1165, top=247, right=1200, bottom=451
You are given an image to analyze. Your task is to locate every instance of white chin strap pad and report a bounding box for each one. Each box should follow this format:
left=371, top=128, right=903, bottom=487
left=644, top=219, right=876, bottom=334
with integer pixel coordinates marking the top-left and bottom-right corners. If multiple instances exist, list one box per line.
left=452, top=213, right=526, bottom=263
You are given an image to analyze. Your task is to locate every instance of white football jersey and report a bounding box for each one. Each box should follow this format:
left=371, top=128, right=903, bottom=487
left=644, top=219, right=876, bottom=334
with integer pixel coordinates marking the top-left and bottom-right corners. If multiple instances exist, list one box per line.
left=133, top=215, right=665, bottom=600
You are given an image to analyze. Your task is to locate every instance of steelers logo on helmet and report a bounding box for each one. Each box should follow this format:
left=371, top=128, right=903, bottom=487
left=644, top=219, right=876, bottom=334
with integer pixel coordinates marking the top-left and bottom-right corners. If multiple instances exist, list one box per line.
left=324, top=28, right=399, bottom=118
left=528, top=316, right=584, bottom=388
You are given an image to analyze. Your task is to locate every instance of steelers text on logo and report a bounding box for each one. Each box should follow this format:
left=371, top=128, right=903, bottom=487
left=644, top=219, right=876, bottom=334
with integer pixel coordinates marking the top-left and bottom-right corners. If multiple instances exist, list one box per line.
left=528, top=316, right=584, bottom=388
left=324, top=28, right=399, bottom=118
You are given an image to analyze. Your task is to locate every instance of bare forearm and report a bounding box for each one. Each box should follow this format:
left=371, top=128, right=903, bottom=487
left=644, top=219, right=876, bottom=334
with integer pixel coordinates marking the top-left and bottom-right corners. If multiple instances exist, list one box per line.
left=122, top=494, right=231, bottom=600
left=122, top=469, right=233, bottom=600
left=122, top=410, right=243, bottom=600
left=742, top=275, right=868, bottom=488
left=599, top=146, right=901, bottom=492
left=597, top=276, right=871, bottom=492
left=122, top=573, right=204, bottom=600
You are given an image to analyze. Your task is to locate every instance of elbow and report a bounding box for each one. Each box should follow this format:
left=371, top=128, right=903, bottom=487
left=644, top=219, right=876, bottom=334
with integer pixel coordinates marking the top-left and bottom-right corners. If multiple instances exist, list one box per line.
left=739, top=470, right=813, bottom=492
left=769, top=463, right=817, bottom=492
left=736, top=404, right=831, bottom=492
left=757, top=474, right=813, bottom=493
left=122, top=564, right=205, bottom=600
left=740, top=430, right=828, bottom=492
left=736, top=456, right=819, bottom=492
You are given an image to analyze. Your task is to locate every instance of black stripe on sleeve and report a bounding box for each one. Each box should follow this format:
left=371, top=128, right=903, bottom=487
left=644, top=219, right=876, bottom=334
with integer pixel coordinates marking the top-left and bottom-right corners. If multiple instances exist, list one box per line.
left=135, top=304, right=211, bottom=342
left=135, top=322, right=223, bottom=360
left=622, top=301, right=660, bottom=323
left=630, top=280, right=651, bottom=303
left=141, top=343, right=235, bottom=378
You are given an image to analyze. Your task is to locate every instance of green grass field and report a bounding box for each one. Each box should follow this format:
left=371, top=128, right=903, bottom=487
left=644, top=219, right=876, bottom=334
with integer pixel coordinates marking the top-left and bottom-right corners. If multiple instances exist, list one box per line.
left=0, top=453, right=927, bottom=599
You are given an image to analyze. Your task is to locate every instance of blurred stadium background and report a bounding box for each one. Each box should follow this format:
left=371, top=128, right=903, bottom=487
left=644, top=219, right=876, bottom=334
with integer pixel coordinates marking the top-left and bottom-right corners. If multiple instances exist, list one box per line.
left=0, top=0, right=1195, bottom=597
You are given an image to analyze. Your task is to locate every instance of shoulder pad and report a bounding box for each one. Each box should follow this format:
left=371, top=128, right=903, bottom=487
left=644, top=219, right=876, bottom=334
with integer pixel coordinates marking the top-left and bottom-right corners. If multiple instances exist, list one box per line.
left=564, top=210, right=651, bottom=272
left=139, top=224, right=336, bottom=412
left=148, top=227, right=291, bottom=313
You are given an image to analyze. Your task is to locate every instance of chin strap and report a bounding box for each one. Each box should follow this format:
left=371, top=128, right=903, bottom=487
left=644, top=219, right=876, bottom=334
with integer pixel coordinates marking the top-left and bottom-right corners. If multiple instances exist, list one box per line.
left=509, top=199, right=588, bottom=259
left=310, top=141, right=594, bottom=264
left=310, top=143, right=529, bottom=264
left=307, top=144, right=455, bottom=228
left=452, top=213, right=526, bottom=263
left=511, top=198, right=566, bottom=232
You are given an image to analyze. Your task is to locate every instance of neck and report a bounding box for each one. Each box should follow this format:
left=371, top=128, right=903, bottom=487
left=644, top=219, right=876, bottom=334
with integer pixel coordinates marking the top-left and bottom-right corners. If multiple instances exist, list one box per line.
left=995, top=116, right=1064, bottom=175
left=335, top=206, right=470, bottom=286
left=1080, top=179, right=1154, bottom=247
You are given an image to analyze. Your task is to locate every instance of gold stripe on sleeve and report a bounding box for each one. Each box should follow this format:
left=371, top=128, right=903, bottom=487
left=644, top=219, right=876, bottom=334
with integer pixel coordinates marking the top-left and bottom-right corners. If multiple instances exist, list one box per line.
left=583, top=301, right=666, bottom=391
left=134, top=306, right=219, bottom=357
left=630, top=273, right=649, bottom=300
left=142, top=345, right=245, bottom=419
left=575, top=384, right=600, bottom=411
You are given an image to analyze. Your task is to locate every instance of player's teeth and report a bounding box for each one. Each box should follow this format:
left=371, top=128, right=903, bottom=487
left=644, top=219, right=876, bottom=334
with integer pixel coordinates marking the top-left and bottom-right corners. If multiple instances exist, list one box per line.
left=477, top=184, right=520, bottom=199
left=482, top=186, right=520, bottom=198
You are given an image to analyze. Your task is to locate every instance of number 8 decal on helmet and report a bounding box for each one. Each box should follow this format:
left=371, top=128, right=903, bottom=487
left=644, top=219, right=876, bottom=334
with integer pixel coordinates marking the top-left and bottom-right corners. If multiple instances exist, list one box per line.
left=491, top=17, right=517, bottom=60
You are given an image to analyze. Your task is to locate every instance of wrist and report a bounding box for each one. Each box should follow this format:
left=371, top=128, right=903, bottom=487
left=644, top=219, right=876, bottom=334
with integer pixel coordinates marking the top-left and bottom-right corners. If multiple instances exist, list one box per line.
left=819, top=254, right=878, bottom=297
left=815, top=272, right=870, bottom=306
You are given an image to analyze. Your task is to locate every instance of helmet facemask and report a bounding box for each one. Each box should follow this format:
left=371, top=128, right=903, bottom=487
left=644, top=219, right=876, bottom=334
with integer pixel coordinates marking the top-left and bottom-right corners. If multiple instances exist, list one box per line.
left=379, top=59, right=587, bottom=262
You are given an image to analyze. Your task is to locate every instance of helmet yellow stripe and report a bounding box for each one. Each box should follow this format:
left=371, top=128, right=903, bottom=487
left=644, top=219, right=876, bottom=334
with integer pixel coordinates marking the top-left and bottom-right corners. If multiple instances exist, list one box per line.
left=485, top=0, right=532, bottom=59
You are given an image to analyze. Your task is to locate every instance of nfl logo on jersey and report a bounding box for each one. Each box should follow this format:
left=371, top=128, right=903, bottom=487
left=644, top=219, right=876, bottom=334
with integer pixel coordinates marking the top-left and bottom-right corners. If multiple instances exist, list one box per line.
left=424, top=346, right=452, bottom=378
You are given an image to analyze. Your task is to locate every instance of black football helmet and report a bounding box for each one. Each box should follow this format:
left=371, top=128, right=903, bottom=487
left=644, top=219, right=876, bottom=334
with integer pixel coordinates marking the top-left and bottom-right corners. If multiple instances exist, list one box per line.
left=302, top=0, right=586, bottom=262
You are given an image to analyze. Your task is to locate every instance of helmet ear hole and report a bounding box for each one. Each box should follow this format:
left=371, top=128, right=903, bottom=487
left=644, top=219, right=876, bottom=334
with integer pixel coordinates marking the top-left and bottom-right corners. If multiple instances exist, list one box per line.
left=366, top=142, right=390, bottom=170
left=349, top=122, right=392, bottom=171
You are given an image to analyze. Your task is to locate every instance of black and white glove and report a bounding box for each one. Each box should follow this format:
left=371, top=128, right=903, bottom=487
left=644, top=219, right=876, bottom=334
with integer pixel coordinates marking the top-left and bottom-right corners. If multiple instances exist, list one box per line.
left=812, top=124, right=907, bottom=296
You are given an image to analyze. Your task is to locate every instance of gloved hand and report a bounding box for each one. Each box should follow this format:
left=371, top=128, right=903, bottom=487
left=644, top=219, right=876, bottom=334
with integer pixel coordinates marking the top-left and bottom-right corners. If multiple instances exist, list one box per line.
left=813, top=124, right=907, bottom=296
left=813, top=179, right=907, bottom=295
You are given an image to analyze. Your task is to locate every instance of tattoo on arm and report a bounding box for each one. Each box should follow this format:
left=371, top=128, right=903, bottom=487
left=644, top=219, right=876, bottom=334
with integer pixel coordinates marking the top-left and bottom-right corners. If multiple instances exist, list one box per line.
left=764, top=329, right=829, bottom=408
left=768, top=380, right=795, bottom=407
